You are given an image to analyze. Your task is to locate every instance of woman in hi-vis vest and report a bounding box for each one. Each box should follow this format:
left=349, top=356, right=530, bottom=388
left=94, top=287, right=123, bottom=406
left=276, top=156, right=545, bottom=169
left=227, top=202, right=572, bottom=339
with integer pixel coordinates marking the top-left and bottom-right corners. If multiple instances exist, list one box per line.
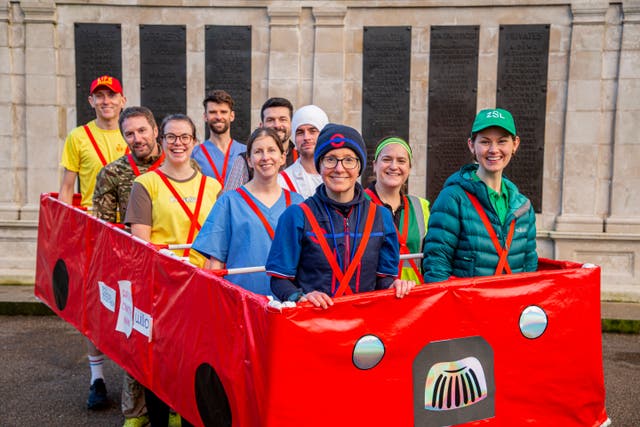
left=365, top=136, right=430, bottom=284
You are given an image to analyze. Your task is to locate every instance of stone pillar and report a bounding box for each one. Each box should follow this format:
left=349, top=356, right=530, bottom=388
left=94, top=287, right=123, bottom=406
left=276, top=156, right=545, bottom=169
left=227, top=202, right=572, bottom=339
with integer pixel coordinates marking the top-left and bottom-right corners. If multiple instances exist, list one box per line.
left=555, top=1, right=612, bottom=232
left=312, top=5, right=346, bottom=121
left=267, top=5, right=301, bottom=103
left=19, top=0, right=58, bottom=220
left=0, top=1, right=24, bottom=220
left=606, top=1, right=640, bottom=233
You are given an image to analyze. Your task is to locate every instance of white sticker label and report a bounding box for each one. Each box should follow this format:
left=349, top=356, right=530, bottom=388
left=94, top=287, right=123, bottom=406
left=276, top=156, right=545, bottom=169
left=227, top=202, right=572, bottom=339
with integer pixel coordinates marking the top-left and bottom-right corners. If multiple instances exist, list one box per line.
left=115, top=280, right=134, bottom=338
left=133, top=307, right=153, bottom=340
left=98, top=281, right=116, bottom=312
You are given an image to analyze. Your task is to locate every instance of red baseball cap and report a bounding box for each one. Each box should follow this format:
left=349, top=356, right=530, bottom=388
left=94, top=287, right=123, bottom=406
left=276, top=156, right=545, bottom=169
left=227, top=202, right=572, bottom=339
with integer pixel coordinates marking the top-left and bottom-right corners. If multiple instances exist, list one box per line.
left=89, top=75, right=123, bottom=95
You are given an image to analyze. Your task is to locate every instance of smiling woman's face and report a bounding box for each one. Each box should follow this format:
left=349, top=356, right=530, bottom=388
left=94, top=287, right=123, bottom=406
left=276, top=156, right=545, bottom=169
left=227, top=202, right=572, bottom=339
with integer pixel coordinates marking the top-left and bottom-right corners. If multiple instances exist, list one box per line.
left=320, top=148, right=360, bottom=203
left=162, top=120, right=195, bottom=165
left=373, top=143, right=411, bottom=191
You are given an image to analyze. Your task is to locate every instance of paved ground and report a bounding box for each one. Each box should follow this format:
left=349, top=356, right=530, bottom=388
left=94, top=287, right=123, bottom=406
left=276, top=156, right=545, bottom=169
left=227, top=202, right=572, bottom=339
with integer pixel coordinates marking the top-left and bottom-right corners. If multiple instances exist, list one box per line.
left=0, top=315, right=638, bottom=427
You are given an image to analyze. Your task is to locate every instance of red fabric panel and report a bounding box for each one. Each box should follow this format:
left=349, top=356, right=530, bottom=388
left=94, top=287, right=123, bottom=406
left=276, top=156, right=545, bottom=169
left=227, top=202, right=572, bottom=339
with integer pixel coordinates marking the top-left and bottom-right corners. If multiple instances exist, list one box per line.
left=35, top=193, right=608, bottom=427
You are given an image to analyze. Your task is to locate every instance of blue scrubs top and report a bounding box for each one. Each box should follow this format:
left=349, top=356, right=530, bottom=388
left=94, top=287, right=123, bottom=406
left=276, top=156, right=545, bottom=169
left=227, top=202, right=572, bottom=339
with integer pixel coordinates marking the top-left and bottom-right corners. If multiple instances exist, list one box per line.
left=192, top=186, right=303, bottom=295
left=191, top=139, right=246, bottom=186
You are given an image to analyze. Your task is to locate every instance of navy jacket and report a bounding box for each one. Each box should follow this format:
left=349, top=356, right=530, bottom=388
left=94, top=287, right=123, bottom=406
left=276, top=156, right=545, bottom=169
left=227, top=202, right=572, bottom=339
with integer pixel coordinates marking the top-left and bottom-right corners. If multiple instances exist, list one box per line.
left=267, top=183, right=399, bottom=301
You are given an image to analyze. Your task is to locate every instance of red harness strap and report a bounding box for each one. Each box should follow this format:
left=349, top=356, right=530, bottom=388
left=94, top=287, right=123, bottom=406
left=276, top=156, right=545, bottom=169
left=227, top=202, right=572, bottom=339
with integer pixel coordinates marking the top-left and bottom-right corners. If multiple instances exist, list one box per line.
left=365, top=189, right=423, bottom=283
left=236, top=188, right=291, bottom=240
left=126, top=152, right=165, bottom=177
left=465, top=191, right=515, bottom=275
left=84, top=125, right=108, bottom=167
left=153, top=170, right=207, bottom=257
left=279, top=171, right=297, bottom=192
left=201, top=142, right=232, bottom=187
left=84, top=125, right=130, bottom=167
left=299, top=202, right=377, bottom=297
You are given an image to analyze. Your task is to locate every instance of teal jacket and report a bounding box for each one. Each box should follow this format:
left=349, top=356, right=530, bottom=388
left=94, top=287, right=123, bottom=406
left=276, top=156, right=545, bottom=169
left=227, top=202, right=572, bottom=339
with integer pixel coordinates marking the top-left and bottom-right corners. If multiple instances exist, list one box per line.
left=422, top=164, right=537, bottom=282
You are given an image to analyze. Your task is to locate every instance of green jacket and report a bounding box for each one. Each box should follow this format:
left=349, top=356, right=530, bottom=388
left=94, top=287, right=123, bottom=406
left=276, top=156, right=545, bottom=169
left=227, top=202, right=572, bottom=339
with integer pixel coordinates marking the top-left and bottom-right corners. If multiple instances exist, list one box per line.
left=422, top=164, right=537, bottom=282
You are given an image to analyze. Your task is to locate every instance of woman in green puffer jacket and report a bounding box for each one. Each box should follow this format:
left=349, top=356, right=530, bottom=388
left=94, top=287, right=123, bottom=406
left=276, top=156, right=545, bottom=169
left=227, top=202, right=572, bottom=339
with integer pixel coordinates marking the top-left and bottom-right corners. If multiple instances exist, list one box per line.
left=422, top=108, right=537, bottom=283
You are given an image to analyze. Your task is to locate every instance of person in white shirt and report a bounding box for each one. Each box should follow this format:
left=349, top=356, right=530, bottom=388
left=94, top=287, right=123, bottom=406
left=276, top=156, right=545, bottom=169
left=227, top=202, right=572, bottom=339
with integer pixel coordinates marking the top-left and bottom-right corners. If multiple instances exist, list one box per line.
left=277, top=105, right=329, bottom=198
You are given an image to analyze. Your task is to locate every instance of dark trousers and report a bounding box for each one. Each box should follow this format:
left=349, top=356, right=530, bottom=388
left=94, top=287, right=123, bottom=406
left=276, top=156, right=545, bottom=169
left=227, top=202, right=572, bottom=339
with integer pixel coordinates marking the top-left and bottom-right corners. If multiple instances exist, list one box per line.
left=144, top=388, right=194, bottom=427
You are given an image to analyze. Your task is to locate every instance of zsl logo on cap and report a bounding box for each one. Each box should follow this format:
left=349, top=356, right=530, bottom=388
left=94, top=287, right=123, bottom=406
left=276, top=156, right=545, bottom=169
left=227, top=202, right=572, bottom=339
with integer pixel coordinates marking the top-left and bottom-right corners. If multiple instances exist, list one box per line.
left=485, top=110, right=505, bottom=119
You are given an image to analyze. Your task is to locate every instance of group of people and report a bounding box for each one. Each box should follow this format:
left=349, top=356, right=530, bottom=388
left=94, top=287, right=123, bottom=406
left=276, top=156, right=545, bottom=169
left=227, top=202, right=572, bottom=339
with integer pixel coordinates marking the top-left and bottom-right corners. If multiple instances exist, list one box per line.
left=58, top=75, right=538, bottom=426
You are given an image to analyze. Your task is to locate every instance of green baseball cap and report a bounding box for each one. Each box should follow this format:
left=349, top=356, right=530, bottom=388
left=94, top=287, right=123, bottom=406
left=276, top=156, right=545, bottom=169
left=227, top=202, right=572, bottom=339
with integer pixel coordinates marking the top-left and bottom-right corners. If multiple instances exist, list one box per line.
left=471, top=108, right=516, bottom=136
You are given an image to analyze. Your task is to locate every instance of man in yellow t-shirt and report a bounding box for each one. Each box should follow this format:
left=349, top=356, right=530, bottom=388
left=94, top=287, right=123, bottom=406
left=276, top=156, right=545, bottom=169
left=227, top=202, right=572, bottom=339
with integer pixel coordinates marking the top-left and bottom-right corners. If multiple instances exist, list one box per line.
left=58, top=75, right=127, bottom=411
left=59, top=75, right=128, bottom=207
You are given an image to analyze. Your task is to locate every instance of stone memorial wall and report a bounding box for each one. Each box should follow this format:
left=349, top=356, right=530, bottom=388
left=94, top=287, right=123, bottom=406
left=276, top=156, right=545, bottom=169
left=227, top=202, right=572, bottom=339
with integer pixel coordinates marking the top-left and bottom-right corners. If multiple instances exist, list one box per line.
left=0, top=0, right=638, bottom=300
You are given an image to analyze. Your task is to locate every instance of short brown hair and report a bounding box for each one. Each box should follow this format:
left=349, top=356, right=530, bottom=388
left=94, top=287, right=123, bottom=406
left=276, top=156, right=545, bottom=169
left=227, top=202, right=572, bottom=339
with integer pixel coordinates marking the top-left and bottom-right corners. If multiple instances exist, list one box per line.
left=203, top=90, right=234, bottom=111
left=119, top=106, right=156, bottom=134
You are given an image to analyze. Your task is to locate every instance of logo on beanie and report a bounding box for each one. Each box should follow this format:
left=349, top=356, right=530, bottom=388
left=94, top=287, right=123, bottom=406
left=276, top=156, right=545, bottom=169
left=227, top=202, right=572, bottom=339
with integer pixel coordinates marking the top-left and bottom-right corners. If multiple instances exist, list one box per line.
left=329, top=133, right=346, bottom=148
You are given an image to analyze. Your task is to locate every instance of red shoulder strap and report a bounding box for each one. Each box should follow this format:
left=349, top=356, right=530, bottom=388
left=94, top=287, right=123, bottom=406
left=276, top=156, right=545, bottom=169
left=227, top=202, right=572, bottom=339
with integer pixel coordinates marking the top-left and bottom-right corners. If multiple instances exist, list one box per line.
left=299, top=202, right=377, bottom=297
left=126, top=154, right=141, bottom=176
left=127, top=152, right=165, bottom=177
left=202, top=142, right=232, bottom=187
left=364, top=188, right=383, bottom=205
left=465, top=191, right=515, bottom=275
left=279, top=171, right=297, bottom=192
left=236, top=187, right=276, bottom=240
left=284, top=188, right=292, bottom=207
left=153, top=170, right=206, bottom=256
left=84, top=125, right=108, bottom=167
left=398, top=196, right=423, bottom=283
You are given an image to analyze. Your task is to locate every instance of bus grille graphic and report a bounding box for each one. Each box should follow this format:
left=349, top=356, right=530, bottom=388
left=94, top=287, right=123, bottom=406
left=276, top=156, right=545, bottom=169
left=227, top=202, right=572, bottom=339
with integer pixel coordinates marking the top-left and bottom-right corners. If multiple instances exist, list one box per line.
left=424, top=356, right=487, bottom=411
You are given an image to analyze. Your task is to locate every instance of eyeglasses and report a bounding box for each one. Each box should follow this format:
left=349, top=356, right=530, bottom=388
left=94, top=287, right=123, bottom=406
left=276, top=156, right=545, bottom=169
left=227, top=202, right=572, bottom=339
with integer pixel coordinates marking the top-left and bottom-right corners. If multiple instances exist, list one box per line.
left=163, top=133, right=193, bottom=144
left=321, top=156, right=360, bottom=170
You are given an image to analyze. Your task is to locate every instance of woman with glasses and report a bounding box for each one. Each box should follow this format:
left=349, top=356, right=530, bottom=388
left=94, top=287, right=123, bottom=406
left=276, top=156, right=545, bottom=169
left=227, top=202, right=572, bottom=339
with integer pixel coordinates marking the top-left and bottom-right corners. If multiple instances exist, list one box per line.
left=125, top=114, right=220, bottom=427
left=191, top=127, right=304, bottom=295
left=266, top=124, right=415, bottom=309
left=365, top=137, right=430, bottom=284
left=422, top=108, right=537, bottom=283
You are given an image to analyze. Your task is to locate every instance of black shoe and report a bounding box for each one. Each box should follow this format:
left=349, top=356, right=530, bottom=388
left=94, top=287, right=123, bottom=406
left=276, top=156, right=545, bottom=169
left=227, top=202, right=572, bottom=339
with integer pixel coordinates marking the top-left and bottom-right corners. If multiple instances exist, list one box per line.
left=87, top=378, right=109, bottom=410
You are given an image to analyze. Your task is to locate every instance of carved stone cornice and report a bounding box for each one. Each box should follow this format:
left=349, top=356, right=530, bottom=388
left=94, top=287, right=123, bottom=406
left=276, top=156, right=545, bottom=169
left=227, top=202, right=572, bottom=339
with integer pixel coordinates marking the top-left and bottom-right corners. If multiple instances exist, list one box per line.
left=267, top=4, right=301, bottom=27
left=312, top=5, right=347, bottom=28
left=622, top=0, right=640, bottom=23
left=20, top=0, right=56, bottom=24
left=571, top=0, right=608, bottom=25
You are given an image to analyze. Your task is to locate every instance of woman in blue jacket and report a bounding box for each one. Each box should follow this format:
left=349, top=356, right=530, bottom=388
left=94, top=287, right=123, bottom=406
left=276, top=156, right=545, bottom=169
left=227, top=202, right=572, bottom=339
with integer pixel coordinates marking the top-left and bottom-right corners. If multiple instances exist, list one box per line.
left=267, top=124, right=415, bottom=308
left=422, top=108, right=537, bottom=282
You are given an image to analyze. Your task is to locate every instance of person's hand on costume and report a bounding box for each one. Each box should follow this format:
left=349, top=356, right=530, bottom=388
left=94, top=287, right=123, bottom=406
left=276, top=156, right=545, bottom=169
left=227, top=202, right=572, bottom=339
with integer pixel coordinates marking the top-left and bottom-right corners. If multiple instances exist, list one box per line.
left=390, top=279, right=415, bottom=298
left=300, top=291, right=334, bottom=309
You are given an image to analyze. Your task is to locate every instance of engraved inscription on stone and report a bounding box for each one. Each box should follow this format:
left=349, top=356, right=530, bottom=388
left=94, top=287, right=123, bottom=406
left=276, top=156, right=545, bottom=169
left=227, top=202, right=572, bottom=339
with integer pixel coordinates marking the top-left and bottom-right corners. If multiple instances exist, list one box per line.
left=205, top=26, right=252, bottom=143
left=74, top=24, right=122, bottom=126
left=497, top=25, right=549, bottom=213
left=362, top=27, right=412, bottom=183
left=426, top=26, right=479, bottom=202
left=140, top=25, right=187, bottom=127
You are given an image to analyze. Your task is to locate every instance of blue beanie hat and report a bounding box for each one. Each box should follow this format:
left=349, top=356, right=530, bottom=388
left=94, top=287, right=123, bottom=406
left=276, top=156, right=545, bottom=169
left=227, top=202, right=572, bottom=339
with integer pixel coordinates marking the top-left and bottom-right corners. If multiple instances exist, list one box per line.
left=314, top=123, right=367, bottom=176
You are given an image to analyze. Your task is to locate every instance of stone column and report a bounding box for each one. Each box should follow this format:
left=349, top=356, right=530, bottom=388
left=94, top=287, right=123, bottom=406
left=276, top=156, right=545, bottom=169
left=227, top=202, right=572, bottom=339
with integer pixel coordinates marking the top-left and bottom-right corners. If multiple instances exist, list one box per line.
left=267, top=5, right=301, bottom=103
left=555, top=1, right=613, bottom=232
left=19, top=0, right=58, bottom=220
left=312, top=5, right=346, bottom=121
left=0, top=1, right=24, bottom=220
left=606, top=1, right=640, bottom=233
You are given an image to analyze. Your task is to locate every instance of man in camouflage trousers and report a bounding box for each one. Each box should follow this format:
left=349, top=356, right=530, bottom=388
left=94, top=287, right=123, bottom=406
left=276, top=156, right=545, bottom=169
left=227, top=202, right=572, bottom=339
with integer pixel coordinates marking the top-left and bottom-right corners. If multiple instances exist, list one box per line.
left=93, top=106, right=164, bottom=427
